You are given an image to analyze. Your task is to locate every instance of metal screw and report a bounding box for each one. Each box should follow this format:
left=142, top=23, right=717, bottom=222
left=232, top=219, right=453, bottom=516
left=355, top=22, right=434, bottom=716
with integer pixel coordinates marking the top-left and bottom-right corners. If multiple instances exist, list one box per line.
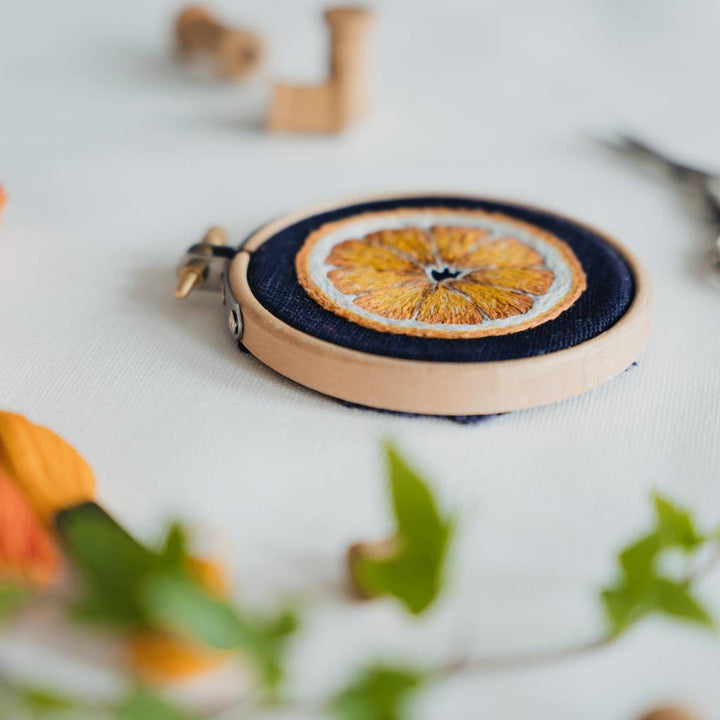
left=174, top=226, right=228, bottom=299
left=228, top=308, right=240, bottom=338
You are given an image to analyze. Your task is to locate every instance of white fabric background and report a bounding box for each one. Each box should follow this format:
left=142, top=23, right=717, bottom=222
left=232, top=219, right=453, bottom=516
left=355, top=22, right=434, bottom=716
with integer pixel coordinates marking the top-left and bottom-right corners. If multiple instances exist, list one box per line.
left=1, top=0, right=719, bottom=717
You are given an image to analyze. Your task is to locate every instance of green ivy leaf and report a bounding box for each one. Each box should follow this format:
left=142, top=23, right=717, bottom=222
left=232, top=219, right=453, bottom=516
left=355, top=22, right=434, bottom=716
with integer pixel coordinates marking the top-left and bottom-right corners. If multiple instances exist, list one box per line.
left=652, top=493, right=705, bottom=551
left=58, top=504, right=298, bottom=698
left=0, top=584, right=31, bottom=623
left=141, top=574, right=298, bottom=697
left=19, top=687, right=77, bottom=718
left=57, top=503, right=158, bottom=627
left=330, top=665, right=425, bottom=720
left=350, top=443, right=455, bottom=615
left=116, top=687, right=193, bottom=720
left=141, top=574, right=253, bottom=649
left=0, top=682, right=17, bottom=718
left=160, top=523, right=189, bottom=573
left=601, top=493, right=714, bottom=635
left=650, top=578, right=713, bottom=624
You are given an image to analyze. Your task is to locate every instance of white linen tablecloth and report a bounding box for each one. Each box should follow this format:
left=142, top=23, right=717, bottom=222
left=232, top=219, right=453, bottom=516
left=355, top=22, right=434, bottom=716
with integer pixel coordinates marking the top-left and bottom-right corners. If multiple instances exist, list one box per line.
left=1, top=0, right=719, bottom=717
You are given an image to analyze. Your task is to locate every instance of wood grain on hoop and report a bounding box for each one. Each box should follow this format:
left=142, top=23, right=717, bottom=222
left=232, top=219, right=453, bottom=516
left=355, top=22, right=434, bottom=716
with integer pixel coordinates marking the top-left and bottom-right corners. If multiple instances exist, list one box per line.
left=228, top=194, right=651, bottom=415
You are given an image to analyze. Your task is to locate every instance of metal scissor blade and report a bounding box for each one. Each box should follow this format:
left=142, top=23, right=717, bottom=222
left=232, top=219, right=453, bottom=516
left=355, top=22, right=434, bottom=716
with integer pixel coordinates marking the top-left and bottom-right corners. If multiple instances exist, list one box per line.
left=704, top=177, right=720, bottom=273
left=607, top=133, right=717, bottom=183
left=701, top=175, right=720, bottom=225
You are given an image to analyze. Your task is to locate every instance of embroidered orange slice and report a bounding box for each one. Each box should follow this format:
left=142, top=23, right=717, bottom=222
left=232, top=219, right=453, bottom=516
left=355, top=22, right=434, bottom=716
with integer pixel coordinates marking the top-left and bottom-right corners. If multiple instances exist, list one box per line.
left=296, top=208, right=586, bottom=339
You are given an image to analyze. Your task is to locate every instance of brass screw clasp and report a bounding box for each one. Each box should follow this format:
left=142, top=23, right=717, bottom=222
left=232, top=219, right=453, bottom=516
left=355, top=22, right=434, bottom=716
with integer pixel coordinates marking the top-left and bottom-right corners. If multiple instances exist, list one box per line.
left=175, top=226, right=228, bottom=299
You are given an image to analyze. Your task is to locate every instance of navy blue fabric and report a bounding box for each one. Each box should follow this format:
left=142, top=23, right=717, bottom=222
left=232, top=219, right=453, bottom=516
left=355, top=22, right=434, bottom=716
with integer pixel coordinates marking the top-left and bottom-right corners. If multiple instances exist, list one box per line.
left=246, top=196, right=635, bottom=362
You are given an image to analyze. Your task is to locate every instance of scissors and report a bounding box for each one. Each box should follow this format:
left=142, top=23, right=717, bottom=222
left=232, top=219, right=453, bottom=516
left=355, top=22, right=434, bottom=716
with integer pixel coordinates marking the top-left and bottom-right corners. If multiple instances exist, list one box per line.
left=605, top=133, right=720, bottom=277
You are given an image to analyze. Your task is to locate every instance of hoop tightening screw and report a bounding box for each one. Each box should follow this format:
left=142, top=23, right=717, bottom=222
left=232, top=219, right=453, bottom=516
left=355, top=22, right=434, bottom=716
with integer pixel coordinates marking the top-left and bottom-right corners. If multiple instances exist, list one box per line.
left=174, top=226, right=228, bottom=299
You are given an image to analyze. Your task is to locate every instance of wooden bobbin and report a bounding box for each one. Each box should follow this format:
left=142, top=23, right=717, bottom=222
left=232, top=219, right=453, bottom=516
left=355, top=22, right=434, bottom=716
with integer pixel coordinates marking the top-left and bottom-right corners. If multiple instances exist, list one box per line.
left=638, top=708, right=698, bottom=720
left=175, top=6, right=262, bottom=79
left=326, top=7, right=373, bottom=123
left=267, top=6, right=373, bottom=133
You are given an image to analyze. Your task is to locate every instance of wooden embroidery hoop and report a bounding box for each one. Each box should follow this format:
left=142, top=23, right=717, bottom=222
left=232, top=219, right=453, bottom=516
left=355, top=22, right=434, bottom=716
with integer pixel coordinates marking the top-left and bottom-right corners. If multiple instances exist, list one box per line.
left=225, top=193, right=651, bottom=416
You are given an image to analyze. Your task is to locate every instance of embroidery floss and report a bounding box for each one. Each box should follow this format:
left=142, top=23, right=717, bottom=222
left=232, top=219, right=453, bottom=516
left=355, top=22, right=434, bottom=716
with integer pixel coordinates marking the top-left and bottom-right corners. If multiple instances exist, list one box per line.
left=296, top=210, right=587, bottom=338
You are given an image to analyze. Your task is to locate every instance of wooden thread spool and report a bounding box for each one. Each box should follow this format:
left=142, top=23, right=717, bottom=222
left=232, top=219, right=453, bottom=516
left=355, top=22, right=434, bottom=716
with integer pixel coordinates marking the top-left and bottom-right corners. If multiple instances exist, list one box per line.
left=326, top=7, right=372, bottom=124
left=175, top=6, right=262, bottom=79
left=267, top=5, right=373, bottom=133
left=639, top=708, right=698, bottom=720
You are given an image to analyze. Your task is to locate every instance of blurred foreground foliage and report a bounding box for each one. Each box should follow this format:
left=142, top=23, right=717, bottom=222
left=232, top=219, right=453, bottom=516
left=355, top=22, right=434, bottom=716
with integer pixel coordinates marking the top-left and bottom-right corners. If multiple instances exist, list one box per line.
left=602, top=493, right=716, bottom=635
left=1, top=446, right=718, bottom=720
left=348, top=443, right=455, bottom=614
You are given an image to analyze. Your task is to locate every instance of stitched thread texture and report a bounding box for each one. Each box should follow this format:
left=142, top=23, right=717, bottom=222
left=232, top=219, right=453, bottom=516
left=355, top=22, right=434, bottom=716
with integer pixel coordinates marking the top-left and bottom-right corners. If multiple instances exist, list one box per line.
left=295, top=209, right=586, bottom=338
left=247, top=196, right=635, bottom=363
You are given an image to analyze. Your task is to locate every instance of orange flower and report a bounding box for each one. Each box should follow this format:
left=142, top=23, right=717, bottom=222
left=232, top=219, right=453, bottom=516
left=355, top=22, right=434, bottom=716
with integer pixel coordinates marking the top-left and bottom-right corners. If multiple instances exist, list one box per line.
left=0, top=412, right=95, bottom=526
left=0, top=465, right=60, bottom=587
left=129, top=630, right=227, bottom=683
left=0, top=411, right=94, bottom=587
left=296, top=210, right=587, bottom=339
left=187, top=556, right=230, bottom=597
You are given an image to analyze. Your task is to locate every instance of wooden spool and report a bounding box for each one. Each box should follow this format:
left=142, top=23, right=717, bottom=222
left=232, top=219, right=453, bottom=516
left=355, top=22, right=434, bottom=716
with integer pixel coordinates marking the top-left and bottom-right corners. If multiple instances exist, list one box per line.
left=267, top=6, right=373, bottom=133
left=224, top=193, right=652, bottom=416
left=175, top=6, right=262, bottom=79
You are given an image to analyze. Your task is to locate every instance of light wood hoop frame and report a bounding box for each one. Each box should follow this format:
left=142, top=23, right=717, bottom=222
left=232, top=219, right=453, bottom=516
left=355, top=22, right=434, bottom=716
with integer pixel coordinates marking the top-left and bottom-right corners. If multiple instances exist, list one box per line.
left=227, top=193, right=651, bottom=415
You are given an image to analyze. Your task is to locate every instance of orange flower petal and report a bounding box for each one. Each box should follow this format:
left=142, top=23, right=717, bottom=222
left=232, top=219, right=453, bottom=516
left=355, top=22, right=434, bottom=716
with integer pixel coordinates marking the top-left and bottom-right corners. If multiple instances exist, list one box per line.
left=450, top=280, right=533, bottom=320
left=129, top=631, right=228, bottom=684
left=365, top=228, right=436, bottom=265
left=465, top=267, right=554, bottom=295
left=0, top=466, right=59, bottom=587
left=461, top=237, right=543, bottom=269
left=326, top=240, right=418, bottom=272
left=328, top=267, right=425, bottom=295
left=187, top=557, right=230, bottom=598
left=430, top=226, right=490, bottom=265
left=353, top=281, right=429, bottom=320
left=0, top=412, right=95, bottom=525
left=415, top=286, right=485, bottom=325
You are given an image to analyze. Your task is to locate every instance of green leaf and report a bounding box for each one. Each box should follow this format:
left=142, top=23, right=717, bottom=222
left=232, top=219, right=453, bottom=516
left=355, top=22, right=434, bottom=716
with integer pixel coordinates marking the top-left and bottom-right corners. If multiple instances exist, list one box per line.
left=601, top=493, right=714, bottom=636
left=0, top=692, right=24, bottom=720
left=652, top=493, right=705, bottom=551
left=160, top=524, right=189, bottom=573
left=650, top=578, right=714, bottom=626
left=351, top=443, right=455, bottom=615
left=59, top=506, right=298, bottom=697
left=0, top=584, right=31, bottom=623
left=330, top=665, right=424, bottom=720
left=141, top=574, right=298, bottom=697
left=601, top=586, right=641, bottom=633
left=58, top=504, right=158, bottom=627
left=386, top=444, right=447, bottom=553
left=116, top=688, right=192, bottom=720
left=141, top=574, right=253, bottom=649
left=618, top=535, right=660, bottom=581
left=19, top=687, right=77, bottom=718
left=249, top=608, right=300, bottom=695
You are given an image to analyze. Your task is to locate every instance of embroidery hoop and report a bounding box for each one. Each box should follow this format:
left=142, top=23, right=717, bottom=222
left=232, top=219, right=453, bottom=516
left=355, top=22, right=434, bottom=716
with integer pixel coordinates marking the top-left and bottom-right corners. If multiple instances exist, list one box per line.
left=220, top=193, right=651, bottom=416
